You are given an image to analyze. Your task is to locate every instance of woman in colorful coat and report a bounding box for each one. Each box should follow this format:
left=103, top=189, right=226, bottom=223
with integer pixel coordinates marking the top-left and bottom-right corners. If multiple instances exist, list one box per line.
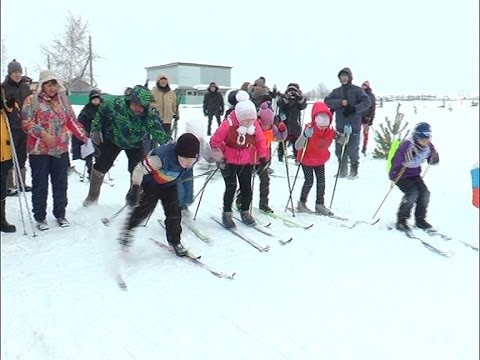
left=22, top=70, right=89, bottom=231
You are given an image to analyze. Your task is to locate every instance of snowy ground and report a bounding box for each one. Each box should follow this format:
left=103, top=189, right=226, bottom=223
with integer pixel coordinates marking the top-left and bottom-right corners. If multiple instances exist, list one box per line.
left=2, top=100, right=479, bottom=360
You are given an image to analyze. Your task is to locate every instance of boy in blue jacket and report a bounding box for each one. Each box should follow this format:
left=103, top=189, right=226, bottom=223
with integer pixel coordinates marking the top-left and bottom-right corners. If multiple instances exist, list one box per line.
left=119, top=133, right=200, bottom=256
left=389, top=122, right=439, bottom=232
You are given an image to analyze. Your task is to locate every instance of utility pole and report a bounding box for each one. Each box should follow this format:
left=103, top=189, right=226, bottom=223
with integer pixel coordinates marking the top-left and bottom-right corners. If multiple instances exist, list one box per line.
left=89, top=36, right=93, bottom=85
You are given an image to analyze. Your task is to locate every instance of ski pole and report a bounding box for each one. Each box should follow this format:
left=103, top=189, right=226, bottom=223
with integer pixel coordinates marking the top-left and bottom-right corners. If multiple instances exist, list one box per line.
left=282, top=140, right=295, bottom=215
left=4, top=113, right=36, bottom=236
left=192, top=167, right=218, bottom=203
left=101, top=204, right=128, bottom=226
left=329, top=125, right=352, bottom=209
left=284, top=138, right=309, bottom=215
left=371, top=166, right=407, bottom=220
left=193, top=167, right=219, bottom=220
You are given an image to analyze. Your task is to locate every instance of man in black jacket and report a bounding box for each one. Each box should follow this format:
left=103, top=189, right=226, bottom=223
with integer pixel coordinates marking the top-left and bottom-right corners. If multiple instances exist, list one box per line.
left=1, top=59, right=32, bottom=195
left=324, top=68, right=371, bottom=179
left=203, top=82, right=224, bottom=136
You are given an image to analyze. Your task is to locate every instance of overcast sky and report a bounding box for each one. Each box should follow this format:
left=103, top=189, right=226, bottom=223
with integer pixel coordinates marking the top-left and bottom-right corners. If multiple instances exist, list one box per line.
left=1, top=0, right=478, bottom=97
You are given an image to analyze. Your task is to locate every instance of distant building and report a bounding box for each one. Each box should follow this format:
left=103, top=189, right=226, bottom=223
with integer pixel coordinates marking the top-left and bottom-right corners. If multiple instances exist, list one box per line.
left=145, top=62, right=232, bottom=105
left=63, top=77, right=106, bottom=105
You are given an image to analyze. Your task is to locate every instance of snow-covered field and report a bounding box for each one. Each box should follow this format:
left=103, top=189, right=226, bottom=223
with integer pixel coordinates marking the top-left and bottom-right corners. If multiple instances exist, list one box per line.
left=2, top=100, right=478, bottom=360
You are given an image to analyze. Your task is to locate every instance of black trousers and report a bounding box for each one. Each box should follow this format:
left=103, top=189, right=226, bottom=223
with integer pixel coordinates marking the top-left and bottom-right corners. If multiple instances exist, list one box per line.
left=207, top=114, right=221, bottom=134
left=126, top=183, right=182, bottom=245
left=277, top=138, right=298, bottom=160
left=11, top=129, right=27, bottom=169
left=300, top=165, right=326, bottom=204
left=29, top=153, right=69, bottom=221
left=221, top=164, right=253, bottom=212
left=94, top=139, right=144, bottom=174
left=1, top=161, right=13, bottom=200
left=396, top=175, right=430, bottom=221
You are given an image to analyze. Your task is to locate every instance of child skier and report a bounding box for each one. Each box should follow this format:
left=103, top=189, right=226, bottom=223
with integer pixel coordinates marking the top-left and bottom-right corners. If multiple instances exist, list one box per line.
left=118, top=133, right=201, bottom=256
left=295, top=101, right=336, bottom=215
left=389, top=122, right=439, bottom=232
left=254, top=101, right=287, bottom=213
left=210, top=91, right=268, bottom=228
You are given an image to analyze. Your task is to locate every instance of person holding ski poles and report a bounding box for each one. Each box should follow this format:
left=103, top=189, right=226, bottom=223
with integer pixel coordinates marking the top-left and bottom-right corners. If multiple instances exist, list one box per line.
left=360, top=81, right=376, bottom=155
left=118, top=133, right=201, bottom=257
left=295, top=101, right=336, bottom=215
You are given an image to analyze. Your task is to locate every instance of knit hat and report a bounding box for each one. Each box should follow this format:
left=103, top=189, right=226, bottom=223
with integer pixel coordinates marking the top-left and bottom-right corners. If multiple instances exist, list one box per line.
left=227, top=89, right=239, bottom=107
left=362, top=81, right=370, bottom=88
left=234, top=91, right=257, bottom=122
left=258, top=101, right=274, bottom=129
left=8, top=59, right=23, bottom=75
left=176, top=133, right=200, bottom=158
left=89, top=89, right=102, bottom=101
left=37, top=70, right=66, bottom=93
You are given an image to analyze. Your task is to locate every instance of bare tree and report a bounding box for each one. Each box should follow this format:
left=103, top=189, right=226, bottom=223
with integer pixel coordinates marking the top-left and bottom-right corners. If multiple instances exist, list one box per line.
left=40, top=12, right=100, bottom=84
left=305, top=82, right=330, bottom=101
left=1, top=38, right=7, bottom=78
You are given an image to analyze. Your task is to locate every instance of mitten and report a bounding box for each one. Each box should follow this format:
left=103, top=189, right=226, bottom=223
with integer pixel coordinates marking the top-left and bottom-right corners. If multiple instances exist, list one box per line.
left=343, top=105, right=356, bottom=116
left=303, top=126, right=314, bottom=138
left=428, top=148, right=439, bottom=165
left=402, top=146, right=417, bottom=167
left=343, top=124, right=352, bottom=135
left=203, top=110, right=208, bottom=116
left=256, top=157, right=269, bottom=174
left=126, top=185, right=141, bottom=208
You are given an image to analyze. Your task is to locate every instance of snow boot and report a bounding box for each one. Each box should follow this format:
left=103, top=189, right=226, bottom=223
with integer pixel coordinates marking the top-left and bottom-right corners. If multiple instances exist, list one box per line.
left=240, top=210, right=256, bottom=226
left=56, top=218, right=70, bottom=228
left=83, top=168, right=105, bottom=207
left=315, top=203, right=334, bottom=216
left=0, top=200, right=16, bottom=233
left=348, top=161, right=359, bottom=180
left=415, top=218, right=433, bottom=230
left=222, top=211, right=236, bottom=229
left=259, top=203, right=274, bottom=213
left=297, top=201, right=313, bottom=213
left=171, top=243, right=188, bottom=257
left=36, top=220, right=49, bottom=231
left=395, top=218, right=411, bottom=233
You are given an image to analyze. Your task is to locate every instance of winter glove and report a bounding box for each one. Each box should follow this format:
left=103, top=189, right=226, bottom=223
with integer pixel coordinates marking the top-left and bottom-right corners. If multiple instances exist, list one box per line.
left=203, top=110, right=208, bottom=117
left=126, top=184, right=141, bottom=208
left=173, top=114, right=179, bottom=121
left=256, top=157, right=269, bottom=174
left=280, top=113, right=287, bottom=121
left=366, top=116, right=373, bottom=126
left=335, top=132, right=346, bottom=145
left=343, top=105, right=356, bottom=117
left=343, top=124, right=352, bottom=135
left=5, top=98, right=15, bottom=109
left=428, top=148, right=439, bottom=165
left=211, top=148, right=224, bottom=162
left=402, top=146, right=417, bottom=167
left=303, top=126, right=314, bottom=138
left=91, top=130, right=103, bottom=146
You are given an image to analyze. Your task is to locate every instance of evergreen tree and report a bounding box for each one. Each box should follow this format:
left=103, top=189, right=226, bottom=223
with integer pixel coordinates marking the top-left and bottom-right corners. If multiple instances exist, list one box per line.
left=372, top=103, right=410, bottom=159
